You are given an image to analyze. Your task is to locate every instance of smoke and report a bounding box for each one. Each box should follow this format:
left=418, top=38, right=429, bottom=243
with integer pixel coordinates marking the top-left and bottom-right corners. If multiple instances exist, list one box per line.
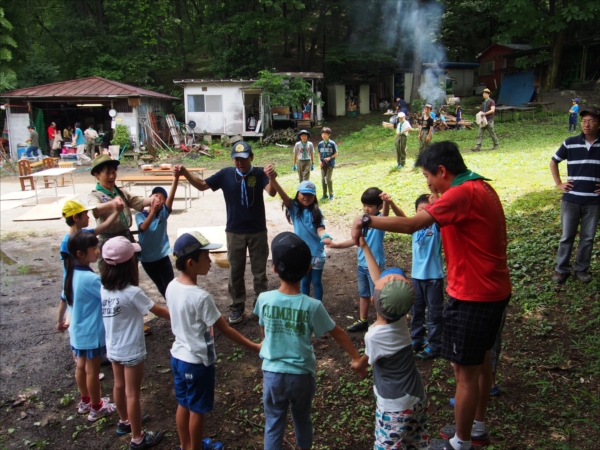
left=374, top=1, right=447, bottom=104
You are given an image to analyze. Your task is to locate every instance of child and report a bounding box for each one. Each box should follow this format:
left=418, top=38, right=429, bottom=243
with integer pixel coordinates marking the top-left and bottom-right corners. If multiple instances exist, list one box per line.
left=266, top=176, right=332, bottom=301
left=57, top=200, right=120, bottom=332
left=317, top=127, right=338, bottom=200
left=293, top=129, right=314, bottom=182
left=135, top=177, right=179, bottom=298
left=326, top=188, right=395, bottom=331
left=409, top=194, right=445, bottom=360
left=455, top=100, right=463, bottom=131
left=253, top=232, right=364, bottom=450
left=568, top=98, right=579, bottom=132
left=100, top=237, right=170, bottom=449
left=63, top=231, right=117, bottom=421
left=419, top=105, right=434, bottom=152
left=351, top=236, right=429, bottom=450
left=166, top=232, right=261, bottom=450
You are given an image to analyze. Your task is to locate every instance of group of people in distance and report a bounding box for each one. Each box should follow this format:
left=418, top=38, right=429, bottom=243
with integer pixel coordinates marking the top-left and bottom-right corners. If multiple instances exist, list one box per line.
left=53, top=102, right=600, bottom=450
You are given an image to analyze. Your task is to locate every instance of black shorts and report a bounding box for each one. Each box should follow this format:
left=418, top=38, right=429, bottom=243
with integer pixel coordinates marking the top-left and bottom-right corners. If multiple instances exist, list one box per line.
left=441, top=295, right=510, bottom=366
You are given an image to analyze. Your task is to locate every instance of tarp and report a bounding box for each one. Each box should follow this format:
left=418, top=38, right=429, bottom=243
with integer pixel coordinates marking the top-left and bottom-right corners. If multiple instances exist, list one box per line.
left=497, top=70, right=535, bottom=106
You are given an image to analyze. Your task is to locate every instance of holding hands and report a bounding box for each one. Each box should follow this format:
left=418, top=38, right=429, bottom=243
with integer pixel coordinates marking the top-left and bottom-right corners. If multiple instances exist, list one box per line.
left=264, top=164, right=277, bottom=179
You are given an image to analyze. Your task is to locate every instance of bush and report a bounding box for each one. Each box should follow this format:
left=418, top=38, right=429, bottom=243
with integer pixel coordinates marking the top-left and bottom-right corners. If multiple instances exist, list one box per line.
left=110, top=124, right=130, bottom=149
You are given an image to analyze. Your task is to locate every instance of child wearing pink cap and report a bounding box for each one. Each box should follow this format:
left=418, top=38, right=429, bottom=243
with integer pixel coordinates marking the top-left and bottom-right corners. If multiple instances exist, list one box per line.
left=100, top=237, right=170, bottom=449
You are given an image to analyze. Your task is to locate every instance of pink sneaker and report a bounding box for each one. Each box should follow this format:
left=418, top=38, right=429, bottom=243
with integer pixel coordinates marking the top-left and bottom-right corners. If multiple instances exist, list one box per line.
left=77, top=396, right=110, bottom=414
left=86, top=399, right=115, bottom=421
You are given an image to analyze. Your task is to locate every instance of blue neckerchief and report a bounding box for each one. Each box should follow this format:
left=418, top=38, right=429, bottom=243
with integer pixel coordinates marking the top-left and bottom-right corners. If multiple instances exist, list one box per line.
left=235, top=166, right=253, bottom=207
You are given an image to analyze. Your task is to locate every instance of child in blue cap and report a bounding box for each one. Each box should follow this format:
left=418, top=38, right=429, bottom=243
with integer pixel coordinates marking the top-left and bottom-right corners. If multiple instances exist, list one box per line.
left=135, top=176, right=179, bottom=298
left=265, top=173, right=333, bottom=301
left=568, top=98, right=580, bottom=132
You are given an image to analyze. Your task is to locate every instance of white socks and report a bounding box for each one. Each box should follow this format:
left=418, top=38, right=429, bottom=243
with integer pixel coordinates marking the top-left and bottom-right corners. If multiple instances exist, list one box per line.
left=450, top=435, right=472, bottom=450
left=472, top=420, right=486, bottom=435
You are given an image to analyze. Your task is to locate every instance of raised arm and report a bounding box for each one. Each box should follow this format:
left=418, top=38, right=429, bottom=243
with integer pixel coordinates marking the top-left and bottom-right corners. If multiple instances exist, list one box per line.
left=174, top=164, right=210, bottom=192
left=94, top=209, right=121, bottom=236
left=166, top=174, right=179, bottom=211
left=380, top=192, right=406, bottom=218
left=263, top=164, right=278, bottom=197
left=351, top=210, right=435, bottom=245
left=264, top=165, right=291, bottom=206
left=138, top=199, right=159, bottom=232
left=358, top=236, right=382, bottom=281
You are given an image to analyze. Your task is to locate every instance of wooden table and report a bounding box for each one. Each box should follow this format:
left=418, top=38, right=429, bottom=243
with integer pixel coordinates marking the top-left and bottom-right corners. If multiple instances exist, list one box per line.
left=495, top=106, right=536, bottom=122
left=523, top=102, right=555, bottom=114
left=30, top=168, right=76, bottom=204
left=140, top=167, right=205, bottom=196
left=118, top=175, right=193, bottom=210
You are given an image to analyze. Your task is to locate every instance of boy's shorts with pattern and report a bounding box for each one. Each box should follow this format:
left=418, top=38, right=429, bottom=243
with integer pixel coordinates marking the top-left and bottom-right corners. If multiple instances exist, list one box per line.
left=442, top=295, right=510, bottom=366
left=171, top=356, right=215, bottom=414
left=375, top=400, right=429, bottom=449
left=71, top=345, right=106, bottom=359
left=109, top=354, right=146, bottom=367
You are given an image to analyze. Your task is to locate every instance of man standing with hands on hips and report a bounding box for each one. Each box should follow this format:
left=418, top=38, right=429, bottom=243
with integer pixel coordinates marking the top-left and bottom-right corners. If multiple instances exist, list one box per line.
left=551, top=105, right=600, bottom=284
left=174, top=141, right=277, bottom=324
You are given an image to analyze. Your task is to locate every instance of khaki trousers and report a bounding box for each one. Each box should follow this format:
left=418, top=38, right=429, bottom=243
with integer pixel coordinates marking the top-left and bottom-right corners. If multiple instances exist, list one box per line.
left=226, top=231, right=269, bottom=311
left=395, top=134, right=407, bottom=166
left=321, top=165, right=334, bottom=197
left=297, top=159, right=311, bottom=182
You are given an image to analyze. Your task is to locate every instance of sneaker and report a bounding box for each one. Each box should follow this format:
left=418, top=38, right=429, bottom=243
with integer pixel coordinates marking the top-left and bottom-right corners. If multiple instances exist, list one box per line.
left=116, top=413, right=151, bottom=435
left=553, top=271, right=569, bottom=284
left=396, top=164, right=404, bottom=169
left=347, top=319, right=369, bottom=332
left=78, top=396, right=110, bottom=414
left=129, top=430, right=164, bottom=449
left=320, top=196, right=328, bottom=200
left=430, top=438, right=474, bottom=450
left=439, top=424, right=490, bottom=446
left=329, top=195, right=334, bottom=200
left=417, top=346, right=440, bottom=360
left=412, top=338, right=427, bottom=353
left=202, top=438, right=224, bottom=450
left=229, top=309, right=244, bottom=324
left=87, top=400, right=117, bottom=422
left=489, top=385, right=501, bottom=397
left=471, top=146, right=481, bottom=152
left=492, top=145, right=500, bottom=150
left=574, top=271, right=592, bottom=283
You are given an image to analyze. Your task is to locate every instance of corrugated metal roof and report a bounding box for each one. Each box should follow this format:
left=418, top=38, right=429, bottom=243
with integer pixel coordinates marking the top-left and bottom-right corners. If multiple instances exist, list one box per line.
left=173, top=79, right=257, bottom=84
left=476, top=43, right=533, bottom=60
left=2, top=76, right=177, bottom=99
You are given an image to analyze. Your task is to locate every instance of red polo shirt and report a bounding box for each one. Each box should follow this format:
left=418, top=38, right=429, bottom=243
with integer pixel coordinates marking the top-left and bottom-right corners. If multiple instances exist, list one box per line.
left=47, top=126, right=55, bottom=140
left=425, top=179, right=511, bottom=301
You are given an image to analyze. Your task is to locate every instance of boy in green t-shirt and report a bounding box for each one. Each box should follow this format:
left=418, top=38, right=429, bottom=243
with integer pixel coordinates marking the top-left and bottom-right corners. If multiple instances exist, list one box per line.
left=253, top=232, right=364, bottom=449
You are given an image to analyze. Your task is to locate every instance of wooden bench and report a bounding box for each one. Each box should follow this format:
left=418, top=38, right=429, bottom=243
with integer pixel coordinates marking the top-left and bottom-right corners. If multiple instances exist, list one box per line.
left=121, top=151, right=148, bottom=162
left=118, top=175, right=193, bottom=210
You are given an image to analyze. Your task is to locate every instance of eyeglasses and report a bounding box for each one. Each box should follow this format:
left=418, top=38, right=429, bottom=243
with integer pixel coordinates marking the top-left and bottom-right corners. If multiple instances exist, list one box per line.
left=581, top=119, right=598, bottom=125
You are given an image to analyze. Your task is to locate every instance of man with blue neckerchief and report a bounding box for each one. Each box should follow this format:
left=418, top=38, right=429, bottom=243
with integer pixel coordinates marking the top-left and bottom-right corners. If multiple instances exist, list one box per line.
left=174, top=142, right=277, bottom=324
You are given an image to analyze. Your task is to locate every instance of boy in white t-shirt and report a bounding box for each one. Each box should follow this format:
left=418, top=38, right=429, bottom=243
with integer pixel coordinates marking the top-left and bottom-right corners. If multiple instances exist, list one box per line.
left=166, top=232, right=261, bottom=450
left=351, top=236, right=429, bottom=450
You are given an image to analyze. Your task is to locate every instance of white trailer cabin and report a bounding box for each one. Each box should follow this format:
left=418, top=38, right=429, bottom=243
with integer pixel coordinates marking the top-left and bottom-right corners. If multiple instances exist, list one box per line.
left=173, top=79, right=269, bottom=139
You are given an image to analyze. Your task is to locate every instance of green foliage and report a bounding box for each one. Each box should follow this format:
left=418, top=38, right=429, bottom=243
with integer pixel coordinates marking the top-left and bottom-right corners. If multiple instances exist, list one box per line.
left=251, top=70, right=322, bottom=109
left=0, top=7, right=16, bottom=63
left=0, top=71, right=17, bottom=92
left=111, top=125, right=130, bottom=149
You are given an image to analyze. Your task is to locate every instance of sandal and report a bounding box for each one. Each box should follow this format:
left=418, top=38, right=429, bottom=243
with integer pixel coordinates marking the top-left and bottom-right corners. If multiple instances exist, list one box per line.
left=439, top=424, right=490, bottom=446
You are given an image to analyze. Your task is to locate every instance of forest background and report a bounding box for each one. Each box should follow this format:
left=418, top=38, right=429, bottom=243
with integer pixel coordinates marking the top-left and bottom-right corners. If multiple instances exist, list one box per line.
left=1, top=0, right=598, bottom=99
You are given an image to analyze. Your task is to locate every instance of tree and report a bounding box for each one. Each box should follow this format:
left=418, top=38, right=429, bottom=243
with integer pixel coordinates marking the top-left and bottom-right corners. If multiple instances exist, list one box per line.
left=497, top=0, right=597, bottom=93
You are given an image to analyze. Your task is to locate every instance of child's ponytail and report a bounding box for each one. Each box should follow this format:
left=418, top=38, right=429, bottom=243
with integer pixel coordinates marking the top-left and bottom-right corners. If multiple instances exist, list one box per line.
left=64, top=231, right=99, bottom=306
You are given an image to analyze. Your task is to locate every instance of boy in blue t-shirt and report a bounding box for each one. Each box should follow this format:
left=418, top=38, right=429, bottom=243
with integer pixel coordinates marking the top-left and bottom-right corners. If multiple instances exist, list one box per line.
left=410, top=194, right=444, bottom=360
left=254, top=232, right=364, bottom=450
left=57, top=200, right=120, bottom=332
left=135, top=176, right=179, bottom=298
left=327, top=188, right=401, bottom=332
left=317, top=127, right=338, bottom=200
left=568, top=98, right=579, bottom=132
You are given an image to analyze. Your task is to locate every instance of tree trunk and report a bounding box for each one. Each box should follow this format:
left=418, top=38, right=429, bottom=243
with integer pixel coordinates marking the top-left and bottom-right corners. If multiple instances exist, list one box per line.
left=542, top=28, right=566, bottom=98
left=411, top=37, right=422, bottom=102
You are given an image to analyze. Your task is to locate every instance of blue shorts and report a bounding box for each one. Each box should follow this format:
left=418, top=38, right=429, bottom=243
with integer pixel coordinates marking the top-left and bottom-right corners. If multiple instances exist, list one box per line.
left=171, top=356, right=215, bottom=414
left=72, top=346, right=106, bottom=359
left=357, top=265, right=384, bottom=298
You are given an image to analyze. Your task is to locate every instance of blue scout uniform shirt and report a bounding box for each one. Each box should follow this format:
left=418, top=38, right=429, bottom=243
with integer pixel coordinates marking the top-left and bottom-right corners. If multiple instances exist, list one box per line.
left=358, top=219, right=386, bottom=268
left=411, top=223, right=444, bottom=280
left=253, top=291, right=336, bottom=376
left=553, top=133, right=600, bottom=205
left=74, top=127, right=85, bottom=146
left=69, top=266, right=105, bottom=350
left=135, top=205, right=171, bottom=263
left=60, top=228, right=94, bottom=301
left=205, top=167, right=270, bottom=234
left=286, top=202, right=326, bottom=259
left=318, top=140, right=338, bottom=167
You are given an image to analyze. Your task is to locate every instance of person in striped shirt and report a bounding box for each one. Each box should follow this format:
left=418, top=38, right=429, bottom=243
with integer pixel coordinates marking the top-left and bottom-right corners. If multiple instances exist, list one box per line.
left=550, top=106, right=600, bottom=284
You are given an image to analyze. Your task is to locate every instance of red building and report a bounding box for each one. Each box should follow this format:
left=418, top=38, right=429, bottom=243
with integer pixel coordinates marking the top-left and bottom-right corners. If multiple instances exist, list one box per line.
left=476, top=44, right=531, bottom=91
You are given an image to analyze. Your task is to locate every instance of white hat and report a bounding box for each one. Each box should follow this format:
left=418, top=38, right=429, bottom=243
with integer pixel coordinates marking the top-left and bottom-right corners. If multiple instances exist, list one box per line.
left=398, top=112, right=406, bottom=118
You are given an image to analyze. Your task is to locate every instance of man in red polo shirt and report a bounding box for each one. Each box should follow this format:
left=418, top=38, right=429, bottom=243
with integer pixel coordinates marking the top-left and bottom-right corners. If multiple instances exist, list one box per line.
left=351, top=141, right=511, bottom=450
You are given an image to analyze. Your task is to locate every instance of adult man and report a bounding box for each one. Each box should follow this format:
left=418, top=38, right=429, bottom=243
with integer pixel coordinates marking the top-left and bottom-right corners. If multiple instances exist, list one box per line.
left=551, top=106, right=600, bottom=284
left=395, top=112, right=412, bottom=169
left=25, top=126, right=40, bottom=159
left=351, top=141, right=511, bottom=450
left=472, top=88, right=499, bottom=151
left=174, top=142, right=277, bottom=324
left=84, top=125, right=99, bottom=158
